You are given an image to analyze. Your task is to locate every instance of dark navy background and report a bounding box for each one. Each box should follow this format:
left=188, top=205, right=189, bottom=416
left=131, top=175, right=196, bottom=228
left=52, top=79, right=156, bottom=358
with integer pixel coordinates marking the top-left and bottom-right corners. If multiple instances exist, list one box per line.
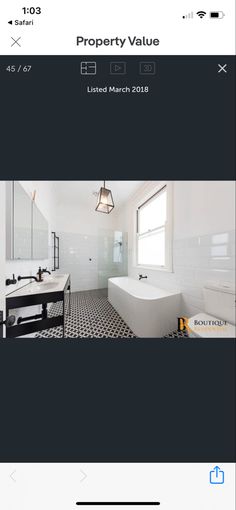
left=0, top=56, right=235, bottom=462
left=0, top=339, right=235, bottom=462
left=0, top=56, right=235, bottom=180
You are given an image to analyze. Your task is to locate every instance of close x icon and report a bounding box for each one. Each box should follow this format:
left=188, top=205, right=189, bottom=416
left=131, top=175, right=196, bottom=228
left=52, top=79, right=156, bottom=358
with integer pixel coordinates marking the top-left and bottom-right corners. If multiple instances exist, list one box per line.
left=11, top=37, right=21, bottom=47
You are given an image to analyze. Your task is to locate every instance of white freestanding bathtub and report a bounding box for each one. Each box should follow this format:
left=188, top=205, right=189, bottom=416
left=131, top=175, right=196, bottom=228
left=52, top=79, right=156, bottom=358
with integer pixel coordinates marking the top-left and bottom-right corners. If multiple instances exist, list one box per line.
left=108, top=277, right=181, bottom=337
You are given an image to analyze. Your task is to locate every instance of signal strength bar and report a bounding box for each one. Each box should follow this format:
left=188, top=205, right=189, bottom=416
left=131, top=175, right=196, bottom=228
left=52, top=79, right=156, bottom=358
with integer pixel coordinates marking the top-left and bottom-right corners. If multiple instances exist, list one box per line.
left=182, top=12, right=194, bottom=19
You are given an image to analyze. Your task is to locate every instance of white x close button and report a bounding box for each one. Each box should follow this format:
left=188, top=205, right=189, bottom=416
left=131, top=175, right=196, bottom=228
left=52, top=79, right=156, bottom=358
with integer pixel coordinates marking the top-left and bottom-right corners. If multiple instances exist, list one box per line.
left=218, top=64, right=227, bottom=74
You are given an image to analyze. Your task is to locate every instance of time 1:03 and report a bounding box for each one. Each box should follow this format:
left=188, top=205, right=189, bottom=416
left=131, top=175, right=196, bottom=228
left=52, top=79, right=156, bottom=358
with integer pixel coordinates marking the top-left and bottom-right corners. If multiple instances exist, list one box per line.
left=22, top=7, right=41, bottom=15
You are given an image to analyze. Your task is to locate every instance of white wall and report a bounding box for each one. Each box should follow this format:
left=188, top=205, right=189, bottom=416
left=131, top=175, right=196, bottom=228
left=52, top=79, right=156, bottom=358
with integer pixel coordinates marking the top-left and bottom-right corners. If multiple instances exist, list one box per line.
left=54, top=202, right=116, bottom=236
left=53, top=202, right=127, bottom=291
left=114, top=181, right=236, bottom=319
left=173, top=181, right=235, bottom=239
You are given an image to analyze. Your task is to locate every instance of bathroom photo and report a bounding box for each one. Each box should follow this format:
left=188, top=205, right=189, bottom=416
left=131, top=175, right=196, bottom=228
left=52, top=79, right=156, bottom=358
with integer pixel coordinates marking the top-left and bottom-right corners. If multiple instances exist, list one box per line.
left=0, top=180, right=235, bottom=339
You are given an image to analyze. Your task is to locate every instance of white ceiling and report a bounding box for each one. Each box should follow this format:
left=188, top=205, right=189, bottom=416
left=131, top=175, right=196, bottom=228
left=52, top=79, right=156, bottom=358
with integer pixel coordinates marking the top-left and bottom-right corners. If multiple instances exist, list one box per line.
left=50, top=181, right=144, bottom=209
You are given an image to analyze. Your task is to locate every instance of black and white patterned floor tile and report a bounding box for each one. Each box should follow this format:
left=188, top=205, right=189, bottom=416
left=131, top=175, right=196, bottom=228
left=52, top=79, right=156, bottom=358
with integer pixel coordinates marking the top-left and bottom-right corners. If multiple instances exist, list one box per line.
left=34, top=289, right=189, bottom=339
left=35, top=290, right=137, bottom=339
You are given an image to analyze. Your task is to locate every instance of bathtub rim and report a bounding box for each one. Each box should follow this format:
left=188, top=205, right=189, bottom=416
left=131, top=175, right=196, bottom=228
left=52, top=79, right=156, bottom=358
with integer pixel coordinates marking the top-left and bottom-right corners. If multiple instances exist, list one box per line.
left=108, top=276, right=181, bottom=301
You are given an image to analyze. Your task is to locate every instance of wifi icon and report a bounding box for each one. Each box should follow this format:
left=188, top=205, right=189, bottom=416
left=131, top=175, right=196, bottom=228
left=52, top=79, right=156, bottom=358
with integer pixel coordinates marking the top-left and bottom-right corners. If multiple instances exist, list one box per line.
left=196, top=10, right=206, bottom=18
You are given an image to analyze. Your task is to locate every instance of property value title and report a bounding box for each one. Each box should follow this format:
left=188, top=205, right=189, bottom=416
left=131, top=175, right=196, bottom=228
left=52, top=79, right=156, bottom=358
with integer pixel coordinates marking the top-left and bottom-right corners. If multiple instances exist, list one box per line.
left=76, top=36, right=160, bottom=48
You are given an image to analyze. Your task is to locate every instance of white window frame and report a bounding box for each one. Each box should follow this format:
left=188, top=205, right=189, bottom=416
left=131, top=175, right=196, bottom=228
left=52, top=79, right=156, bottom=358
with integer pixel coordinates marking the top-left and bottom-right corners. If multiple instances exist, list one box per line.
left=135, top=181, right=173, bottom=272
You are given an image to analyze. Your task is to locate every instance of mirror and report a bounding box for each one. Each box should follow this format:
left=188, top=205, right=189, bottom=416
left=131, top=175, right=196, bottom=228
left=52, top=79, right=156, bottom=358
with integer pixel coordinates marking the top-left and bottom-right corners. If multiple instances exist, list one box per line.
left=6, top=181, right=49, bottom=260
left=6, top=181, right=32, bottom=260
left=14, top=182, right=32, bottom=259
left=32, top=203, right=49, bottom=259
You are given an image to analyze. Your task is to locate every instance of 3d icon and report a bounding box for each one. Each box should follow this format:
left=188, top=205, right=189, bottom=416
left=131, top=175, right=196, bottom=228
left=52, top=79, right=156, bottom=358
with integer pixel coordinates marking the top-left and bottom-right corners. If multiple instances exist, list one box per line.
left=209, top=466, right=224, bottom=484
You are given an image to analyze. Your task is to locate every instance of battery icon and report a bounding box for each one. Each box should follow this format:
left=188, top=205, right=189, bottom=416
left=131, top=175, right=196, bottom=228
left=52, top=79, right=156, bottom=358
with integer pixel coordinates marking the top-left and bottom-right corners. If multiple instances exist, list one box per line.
left=210, top=11, right=225, bottom=18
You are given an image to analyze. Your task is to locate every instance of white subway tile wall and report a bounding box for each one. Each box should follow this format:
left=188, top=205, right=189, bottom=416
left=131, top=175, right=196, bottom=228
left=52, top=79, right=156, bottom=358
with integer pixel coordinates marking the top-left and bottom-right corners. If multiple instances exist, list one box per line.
left=130, top=230, right=235, bottom=319
left=58, top=230, right=128, bottom=292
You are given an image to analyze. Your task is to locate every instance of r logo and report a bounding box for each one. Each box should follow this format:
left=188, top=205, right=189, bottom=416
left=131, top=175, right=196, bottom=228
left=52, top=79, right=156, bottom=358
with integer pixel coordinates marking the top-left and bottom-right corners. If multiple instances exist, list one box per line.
left=178, top=317, right=189, bottom=332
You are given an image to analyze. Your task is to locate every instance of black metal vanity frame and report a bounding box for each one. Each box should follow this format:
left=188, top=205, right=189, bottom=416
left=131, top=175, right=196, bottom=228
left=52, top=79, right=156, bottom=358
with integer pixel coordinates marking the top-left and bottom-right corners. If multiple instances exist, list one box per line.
left=6, top=275, right=71, bottom=338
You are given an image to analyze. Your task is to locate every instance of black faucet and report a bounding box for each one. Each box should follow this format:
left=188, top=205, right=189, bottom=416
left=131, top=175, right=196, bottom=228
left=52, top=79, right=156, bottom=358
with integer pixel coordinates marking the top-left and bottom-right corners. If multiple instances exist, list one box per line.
left=42, top=267, right=51, bottom=275
left=6, top=274, right=17, bottom=286
left=18, top=275, right=39, bottom=283
left=17, top=267, right=46, bottom=284
left=37, top=267, right=44, bottom=282
left=139, top=274, right=147, bottom=281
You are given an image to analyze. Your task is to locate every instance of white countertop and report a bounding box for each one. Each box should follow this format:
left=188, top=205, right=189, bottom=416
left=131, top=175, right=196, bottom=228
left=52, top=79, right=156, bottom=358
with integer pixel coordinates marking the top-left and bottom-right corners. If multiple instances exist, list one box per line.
left=6, top=274, right=70, bottom=298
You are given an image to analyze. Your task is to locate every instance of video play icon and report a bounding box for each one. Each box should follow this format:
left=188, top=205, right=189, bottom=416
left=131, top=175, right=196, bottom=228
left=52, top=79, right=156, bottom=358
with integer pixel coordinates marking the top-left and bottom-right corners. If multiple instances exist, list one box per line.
left=110, top=62, right=126, bottom=75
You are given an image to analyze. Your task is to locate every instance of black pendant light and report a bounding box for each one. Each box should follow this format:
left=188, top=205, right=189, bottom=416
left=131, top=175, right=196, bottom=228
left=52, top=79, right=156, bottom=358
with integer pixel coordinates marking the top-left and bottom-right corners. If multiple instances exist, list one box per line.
left=95, top=180, right=114, bottom=214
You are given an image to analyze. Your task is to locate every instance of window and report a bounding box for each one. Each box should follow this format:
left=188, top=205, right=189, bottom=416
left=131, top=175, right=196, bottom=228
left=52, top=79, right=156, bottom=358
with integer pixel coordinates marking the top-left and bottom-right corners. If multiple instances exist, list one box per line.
left=137, top=184, right=171, bottom=270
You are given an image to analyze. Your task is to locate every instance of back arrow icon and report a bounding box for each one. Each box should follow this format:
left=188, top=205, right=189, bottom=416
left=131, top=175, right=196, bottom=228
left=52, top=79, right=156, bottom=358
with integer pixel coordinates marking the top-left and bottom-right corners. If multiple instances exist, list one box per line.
left=10, top=470, right=16, bottom=482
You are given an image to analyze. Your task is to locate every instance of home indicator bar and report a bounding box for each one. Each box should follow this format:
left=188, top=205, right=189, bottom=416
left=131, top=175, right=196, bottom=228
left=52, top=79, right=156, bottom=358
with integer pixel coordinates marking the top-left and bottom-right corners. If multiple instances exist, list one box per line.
left=76, top=503, right=161, bottom=507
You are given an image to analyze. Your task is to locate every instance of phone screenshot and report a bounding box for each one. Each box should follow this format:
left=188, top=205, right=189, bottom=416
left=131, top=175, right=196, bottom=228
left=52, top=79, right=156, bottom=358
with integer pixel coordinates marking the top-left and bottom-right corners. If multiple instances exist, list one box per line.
left=0, top=1, right=235, bottom=508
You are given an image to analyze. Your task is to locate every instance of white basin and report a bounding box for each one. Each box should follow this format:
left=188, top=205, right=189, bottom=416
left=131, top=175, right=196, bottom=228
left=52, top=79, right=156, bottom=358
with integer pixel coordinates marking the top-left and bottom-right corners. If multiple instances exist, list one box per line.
left=36, top=282, right=59, bottom=290
left=6, top=273, right=70, bottom=298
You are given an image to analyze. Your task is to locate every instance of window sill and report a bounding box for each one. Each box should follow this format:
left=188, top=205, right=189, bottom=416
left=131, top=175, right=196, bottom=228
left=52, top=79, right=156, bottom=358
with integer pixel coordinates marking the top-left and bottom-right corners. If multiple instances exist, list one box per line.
left=135, top=265, right=173, bottom=273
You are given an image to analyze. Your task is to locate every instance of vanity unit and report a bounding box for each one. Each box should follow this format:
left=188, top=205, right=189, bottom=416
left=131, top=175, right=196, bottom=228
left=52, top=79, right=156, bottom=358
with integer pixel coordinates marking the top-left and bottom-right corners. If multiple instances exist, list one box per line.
left=6, top=274, right=71, bottom=338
